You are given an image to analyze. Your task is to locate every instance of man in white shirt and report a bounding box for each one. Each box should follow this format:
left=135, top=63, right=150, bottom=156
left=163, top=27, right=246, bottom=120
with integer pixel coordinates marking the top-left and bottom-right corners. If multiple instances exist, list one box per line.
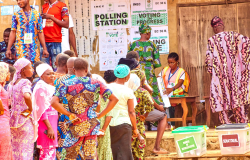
left=61, top=14, right=78, bottom=57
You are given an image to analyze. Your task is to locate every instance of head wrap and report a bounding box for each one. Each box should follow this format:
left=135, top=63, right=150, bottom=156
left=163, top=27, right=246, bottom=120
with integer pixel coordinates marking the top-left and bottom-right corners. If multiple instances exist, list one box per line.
left=139, top=23, right=152, bottom=34
left=36, top=63, right=53, bottom=77
left=0, top=62, right=9, bottom=83
left=118, top=58, right=139, bottom=70
left=104, top=70, right=116, bottom=83
left=13, top=58, right=31, bottom=83
left=125, top=74, right=140, bottom=92
left=211, top=16, right=224, bottom=27
left=114, top=64, right=130, bottom=78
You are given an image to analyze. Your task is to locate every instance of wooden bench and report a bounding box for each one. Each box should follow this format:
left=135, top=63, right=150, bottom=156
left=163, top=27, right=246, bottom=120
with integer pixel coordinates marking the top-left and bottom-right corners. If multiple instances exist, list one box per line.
left=168, top=96, right=198, bottom=126
left=146, top=150, right=250, bottom=160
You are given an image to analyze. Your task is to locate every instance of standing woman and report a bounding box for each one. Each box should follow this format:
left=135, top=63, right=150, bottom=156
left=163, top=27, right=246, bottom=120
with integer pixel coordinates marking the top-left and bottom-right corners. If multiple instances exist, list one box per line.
left=8, top=58, right=34, bottom=160
left=96, top=70, right=117, bottom=160
left=108, top=65, right=143, bottom=160
left=129, top=23, right=163, bottom=106
left=33, top=63, right=58, bottom=160
left=0, top=62, right=13, bottom=160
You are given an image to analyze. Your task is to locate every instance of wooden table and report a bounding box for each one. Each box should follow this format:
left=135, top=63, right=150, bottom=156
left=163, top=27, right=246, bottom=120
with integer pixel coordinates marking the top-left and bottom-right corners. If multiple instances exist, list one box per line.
left=168, top=96, right=198, bottom=126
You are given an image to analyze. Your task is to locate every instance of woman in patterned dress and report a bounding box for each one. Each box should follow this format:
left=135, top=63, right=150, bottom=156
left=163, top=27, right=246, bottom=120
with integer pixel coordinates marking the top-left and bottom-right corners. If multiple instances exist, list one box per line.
left=128, top=23, right=163, bottom=106
left=127, top=73, right=154, bottom=160
left=8, top=58, right=35, bottom=160
left=0, top=62, right=14, bottom=160
left=95, top=70, right=116, bottom=160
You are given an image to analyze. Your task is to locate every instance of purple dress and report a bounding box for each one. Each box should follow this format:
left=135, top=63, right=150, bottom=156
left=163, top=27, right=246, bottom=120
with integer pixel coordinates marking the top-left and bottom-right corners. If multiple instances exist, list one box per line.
left=8, top=79, right=34, bottom=160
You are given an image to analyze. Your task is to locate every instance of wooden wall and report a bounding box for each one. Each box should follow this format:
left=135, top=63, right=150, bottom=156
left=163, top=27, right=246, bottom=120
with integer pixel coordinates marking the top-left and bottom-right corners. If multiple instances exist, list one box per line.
left=0, top=0, right=40, bottom=42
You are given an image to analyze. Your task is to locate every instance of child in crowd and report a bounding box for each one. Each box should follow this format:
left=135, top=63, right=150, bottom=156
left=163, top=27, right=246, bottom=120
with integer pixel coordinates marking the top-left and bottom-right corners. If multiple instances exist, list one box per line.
left=4, top=66, right=15, bottom=90
left=64, top=50, right=76, bottom=57
left=8, top=58, right=35, bottom=159
left=54, top=54, right=70, bottom=79
left=33, top=63, right=58, bottom=159
left=0, top=28, right=16, bottom=65
left=96, top=70, right=117, bottom=160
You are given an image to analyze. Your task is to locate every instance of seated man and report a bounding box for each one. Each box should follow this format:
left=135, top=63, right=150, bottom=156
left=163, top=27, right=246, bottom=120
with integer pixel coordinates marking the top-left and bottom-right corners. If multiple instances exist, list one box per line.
left=51, top=58, right=118, bottom=159
left=0, top=28, right=16, bottom=65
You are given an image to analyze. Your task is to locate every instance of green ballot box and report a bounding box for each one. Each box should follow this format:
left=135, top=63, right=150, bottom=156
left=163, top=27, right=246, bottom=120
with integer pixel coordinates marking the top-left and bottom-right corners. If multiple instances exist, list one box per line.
left=172, top=126, right=208, bottom=158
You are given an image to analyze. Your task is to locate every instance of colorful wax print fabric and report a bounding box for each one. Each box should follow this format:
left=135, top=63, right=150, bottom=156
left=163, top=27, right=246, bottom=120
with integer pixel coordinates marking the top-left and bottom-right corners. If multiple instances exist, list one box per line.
left=129, top=41, right=163, bottom=105
left=205, top=31, right=250, bottom=123
left=54, top=76, right=112, bottom=159
left=132, top=88, right=154, bottom=160
left=11, top=6, right=43, bottom=64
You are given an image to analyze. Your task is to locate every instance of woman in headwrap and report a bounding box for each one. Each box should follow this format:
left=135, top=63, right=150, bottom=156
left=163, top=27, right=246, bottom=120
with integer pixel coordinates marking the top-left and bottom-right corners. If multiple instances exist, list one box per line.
left=108, top=64, right=143, bottom=160
left=32, top=63, right=58, bottom=160
left=0, top=62, right=14, bottom=160
left=128, top=23, right=163, bottom=106
left=8, top=58, right=35, bottom=159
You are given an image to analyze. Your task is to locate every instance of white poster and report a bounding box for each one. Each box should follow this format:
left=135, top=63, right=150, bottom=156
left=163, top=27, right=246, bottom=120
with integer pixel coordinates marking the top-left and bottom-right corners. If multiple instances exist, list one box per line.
left=1, top=6, right=13, bottom=15
left=91, top=1, right=131, bottom=30
left=131, top=26, right=169, bottom=54
left=131, top=0, right=168, bottom=26
left=99, top=30, right=127, bottom=71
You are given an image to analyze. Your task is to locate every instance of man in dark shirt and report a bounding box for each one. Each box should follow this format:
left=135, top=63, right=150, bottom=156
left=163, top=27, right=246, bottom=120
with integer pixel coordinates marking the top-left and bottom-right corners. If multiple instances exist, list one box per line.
left=0, top=28, right=16, bottom=65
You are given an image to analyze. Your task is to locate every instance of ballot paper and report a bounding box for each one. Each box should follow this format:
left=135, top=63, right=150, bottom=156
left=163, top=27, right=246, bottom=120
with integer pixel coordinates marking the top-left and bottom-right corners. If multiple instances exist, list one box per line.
left=157, top=72, right=171, bottom=107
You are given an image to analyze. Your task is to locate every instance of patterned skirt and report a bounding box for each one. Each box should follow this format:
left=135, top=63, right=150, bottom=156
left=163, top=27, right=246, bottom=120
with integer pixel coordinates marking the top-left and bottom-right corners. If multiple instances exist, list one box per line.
left=10, top=118, right=34, bottom=160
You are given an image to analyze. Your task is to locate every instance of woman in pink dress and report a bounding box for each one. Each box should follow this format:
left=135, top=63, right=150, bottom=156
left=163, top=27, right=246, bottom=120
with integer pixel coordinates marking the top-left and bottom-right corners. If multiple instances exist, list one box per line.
left=0, top=62, right=13, bottom=160
left=8, top=58, right=34, bottom=160
left=33, top=63, right=58, bottom=160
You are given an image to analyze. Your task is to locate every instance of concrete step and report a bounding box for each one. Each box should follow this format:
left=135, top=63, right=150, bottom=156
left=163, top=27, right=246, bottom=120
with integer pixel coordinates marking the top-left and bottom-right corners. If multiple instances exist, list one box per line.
left=144, top=130, right=250, bottom=160
left=145, top=129, right=220, bottom=157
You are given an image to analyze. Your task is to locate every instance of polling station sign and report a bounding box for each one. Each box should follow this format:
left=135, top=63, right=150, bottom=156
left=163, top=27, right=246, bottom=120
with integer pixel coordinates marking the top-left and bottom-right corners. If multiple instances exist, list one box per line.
left=131, top=0, right=168, bottom=26
left=91, top=1, right=131, bottom=30
left=130, top=26, right=169, bottom=54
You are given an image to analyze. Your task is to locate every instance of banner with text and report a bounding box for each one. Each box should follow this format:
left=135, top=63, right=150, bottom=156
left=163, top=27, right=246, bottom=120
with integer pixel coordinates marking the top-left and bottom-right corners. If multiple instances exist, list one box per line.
left=91, top=1, right=131, bottom=30
left=99, top=30, right=127, bottom=71
left=131, top=26, right=169, bottom=54
left=131, top=0, right=168, bottom=26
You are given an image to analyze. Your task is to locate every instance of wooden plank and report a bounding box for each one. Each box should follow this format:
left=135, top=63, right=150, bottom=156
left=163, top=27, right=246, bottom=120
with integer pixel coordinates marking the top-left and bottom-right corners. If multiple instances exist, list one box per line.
left=179, top=7, right=198, bottom=68
left=167, top=118, right=182, bottom=122
left=237, top=3, right=250, bottom=37
left=219, top=4, right=237, bottom=32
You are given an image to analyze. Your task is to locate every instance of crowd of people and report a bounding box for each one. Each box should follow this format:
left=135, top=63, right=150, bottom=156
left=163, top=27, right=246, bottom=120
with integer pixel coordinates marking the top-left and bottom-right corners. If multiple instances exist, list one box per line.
left=1, top=0, right=248, bottom=159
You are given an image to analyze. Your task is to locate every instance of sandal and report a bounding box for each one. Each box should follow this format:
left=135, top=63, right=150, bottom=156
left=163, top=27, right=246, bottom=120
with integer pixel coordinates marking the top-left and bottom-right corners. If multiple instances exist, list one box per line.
left=152, top=148, right=169, bottom=155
